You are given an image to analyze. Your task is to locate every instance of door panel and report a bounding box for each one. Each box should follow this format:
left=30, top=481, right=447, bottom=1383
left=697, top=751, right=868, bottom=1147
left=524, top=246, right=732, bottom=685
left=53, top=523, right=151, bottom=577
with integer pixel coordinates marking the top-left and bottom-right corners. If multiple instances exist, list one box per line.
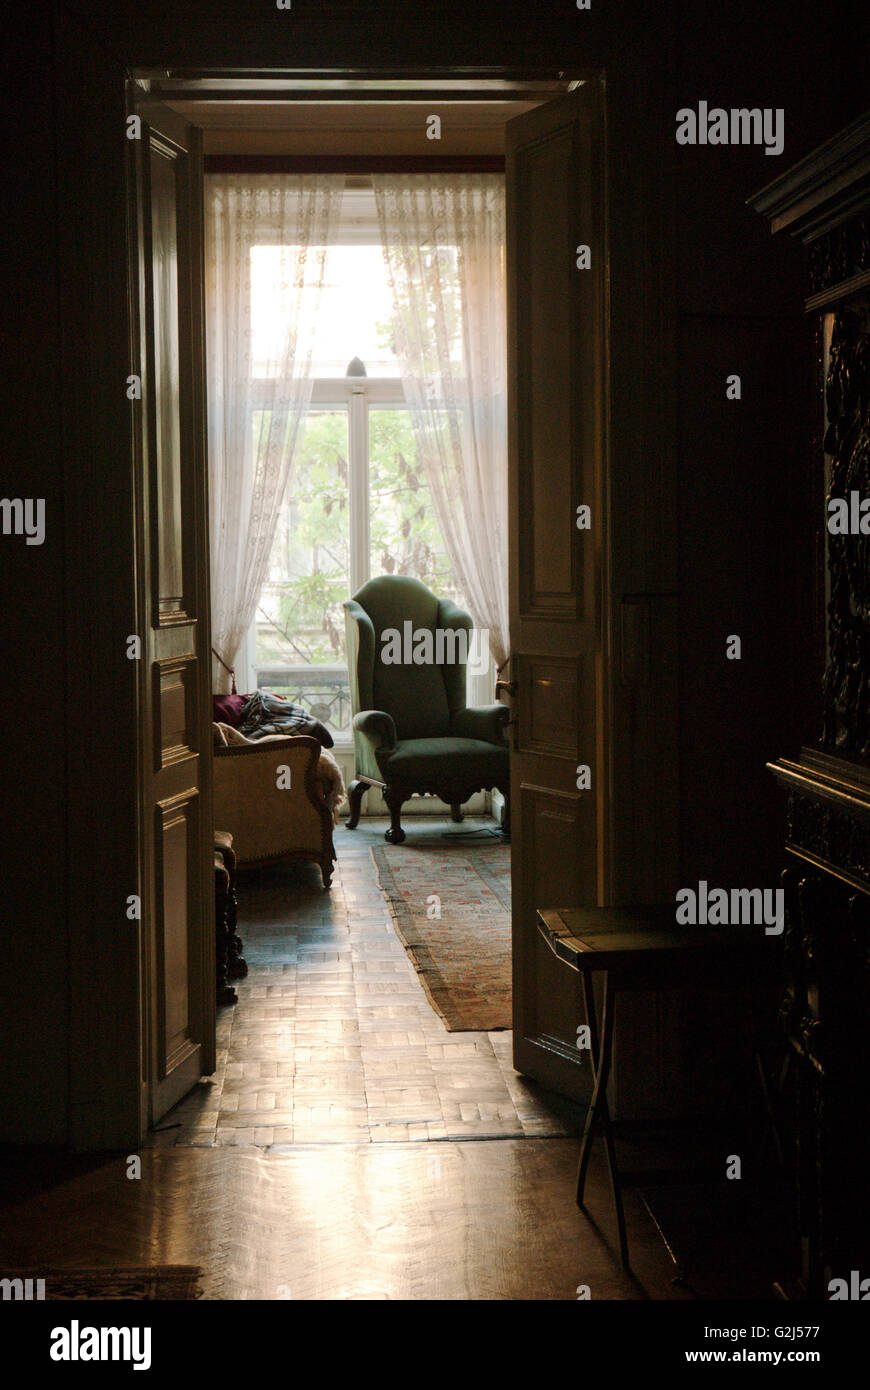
left=156, top=800, right=192, bottom=1045
left=130, top=98, right=215, bottom=1126
left=507, top=84, right=608, bottom=1103
left=517, top=785, right=591, bottom=1092
left=149, top=141, right=186, bottom=610
left=516, top=655, right=583, bottom=758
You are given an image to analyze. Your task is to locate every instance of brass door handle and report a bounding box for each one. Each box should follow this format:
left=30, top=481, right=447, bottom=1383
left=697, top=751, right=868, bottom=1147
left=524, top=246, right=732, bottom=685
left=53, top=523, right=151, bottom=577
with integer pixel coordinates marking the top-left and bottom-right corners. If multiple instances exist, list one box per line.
left=495, top=680, right=517, bottom=699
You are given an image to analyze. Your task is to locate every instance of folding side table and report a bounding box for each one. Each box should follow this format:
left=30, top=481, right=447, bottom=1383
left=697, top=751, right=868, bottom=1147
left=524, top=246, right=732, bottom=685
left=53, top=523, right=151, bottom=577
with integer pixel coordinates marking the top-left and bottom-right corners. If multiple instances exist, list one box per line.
left=537, top=905, right=773, bottom=1270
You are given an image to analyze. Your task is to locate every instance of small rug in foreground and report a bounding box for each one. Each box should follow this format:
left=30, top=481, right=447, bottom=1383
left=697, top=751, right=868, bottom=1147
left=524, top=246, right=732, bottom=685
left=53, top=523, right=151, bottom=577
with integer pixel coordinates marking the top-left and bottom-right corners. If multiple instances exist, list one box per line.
left=371, top=838, right=511, bottom=1032
left=4, top=1267, right=203, bottom=1299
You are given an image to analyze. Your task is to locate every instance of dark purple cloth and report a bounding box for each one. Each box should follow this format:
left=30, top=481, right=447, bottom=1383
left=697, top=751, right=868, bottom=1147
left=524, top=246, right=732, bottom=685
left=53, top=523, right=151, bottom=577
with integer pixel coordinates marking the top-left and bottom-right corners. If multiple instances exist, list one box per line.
left=212, top=693, right=248, bottom=728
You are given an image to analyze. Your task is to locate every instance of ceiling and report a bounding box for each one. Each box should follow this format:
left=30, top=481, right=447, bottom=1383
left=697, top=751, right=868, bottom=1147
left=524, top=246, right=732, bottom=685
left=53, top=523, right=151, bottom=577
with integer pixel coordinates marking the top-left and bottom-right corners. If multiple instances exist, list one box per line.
left=165, top=99, right=545, bottom=156
left=143, top=73, right=579, bottom=156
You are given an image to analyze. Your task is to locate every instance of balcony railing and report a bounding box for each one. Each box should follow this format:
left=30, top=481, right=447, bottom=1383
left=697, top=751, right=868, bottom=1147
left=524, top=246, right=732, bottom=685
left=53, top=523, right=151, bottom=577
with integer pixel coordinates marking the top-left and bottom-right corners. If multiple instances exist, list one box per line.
left=255, top=664, right=352, bottom=738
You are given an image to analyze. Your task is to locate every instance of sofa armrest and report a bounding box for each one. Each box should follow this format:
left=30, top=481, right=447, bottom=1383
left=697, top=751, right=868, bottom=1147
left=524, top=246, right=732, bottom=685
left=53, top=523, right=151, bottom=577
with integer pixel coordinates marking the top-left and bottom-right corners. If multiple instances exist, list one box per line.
left=353, top=709, right=398, bottom=752
left=451, top=704, right=510, bottom=746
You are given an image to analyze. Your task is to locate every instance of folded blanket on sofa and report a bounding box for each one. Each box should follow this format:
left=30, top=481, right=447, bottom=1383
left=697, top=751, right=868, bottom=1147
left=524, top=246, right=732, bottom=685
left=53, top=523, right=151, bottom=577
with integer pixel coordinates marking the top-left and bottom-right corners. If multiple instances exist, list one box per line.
left=214, top=722, right=346, bottom=824
left=237, top=690, right=334, bottom=748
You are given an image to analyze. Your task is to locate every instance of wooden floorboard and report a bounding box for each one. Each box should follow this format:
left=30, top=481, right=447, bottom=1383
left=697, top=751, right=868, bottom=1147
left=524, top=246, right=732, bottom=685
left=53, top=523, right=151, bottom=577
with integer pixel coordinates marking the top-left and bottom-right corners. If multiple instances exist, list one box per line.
left=153, top=818, right=581, bottom=1148
left=0, top=817, right=776, bottom=1300
left=0, top=1140, right=689, bottom=1301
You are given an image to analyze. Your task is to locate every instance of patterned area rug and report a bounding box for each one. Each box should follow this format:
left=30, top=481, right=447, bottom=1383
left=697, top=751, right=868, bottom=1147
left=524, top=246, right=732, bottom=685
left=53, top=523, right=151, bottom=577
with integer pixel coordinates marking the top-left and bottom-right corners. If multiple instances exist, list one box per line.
left=371, top=837, right=512, bottom=1031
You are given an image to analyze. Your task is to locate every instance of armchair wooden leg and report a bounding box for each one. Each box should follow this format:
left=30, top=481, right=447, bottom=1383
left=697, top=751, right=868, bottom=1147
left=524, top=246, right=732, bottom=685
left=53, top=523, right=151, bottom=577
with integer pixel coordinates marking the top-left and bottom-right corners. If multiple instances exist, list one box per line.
left=384, top=786, right=406, bottom=844
left=345, top=779, right=366, bottom=829
left=450, top=803, right=464, bottom=823
left=321, top=859, right=333, bottom=890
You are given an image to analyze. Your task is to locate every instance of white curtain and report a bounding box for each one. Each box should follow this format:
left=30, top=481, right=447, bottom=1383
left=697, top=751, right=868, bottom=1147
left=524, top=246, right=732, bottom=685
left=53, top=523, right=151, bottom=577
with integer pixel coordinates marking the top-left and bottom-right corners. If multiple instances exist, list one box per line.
left=205, top=173, right=344, bottom=691
left=372, top=174, right=509, bottom=671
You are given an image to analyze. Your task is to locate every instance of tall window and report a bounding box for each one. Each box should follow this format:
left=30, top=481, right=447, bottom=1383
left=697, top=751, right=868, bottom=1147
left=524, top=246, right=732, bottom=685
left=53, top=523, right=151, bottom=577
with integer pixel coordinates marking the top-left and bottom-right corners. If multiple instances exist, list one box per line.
left=248, top=191, right=465, bottom=740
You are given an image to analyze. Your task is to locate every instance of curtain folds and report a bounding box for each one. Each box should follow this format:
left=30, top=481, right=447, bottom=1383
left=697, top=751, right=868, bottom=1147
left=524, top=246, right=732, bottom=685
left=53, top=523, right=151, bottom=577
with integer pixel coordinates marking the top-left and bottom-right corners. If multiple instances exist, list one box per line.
left=205, top=173, right=344, bottom=692
left=372, top=174, right=509, bottom=671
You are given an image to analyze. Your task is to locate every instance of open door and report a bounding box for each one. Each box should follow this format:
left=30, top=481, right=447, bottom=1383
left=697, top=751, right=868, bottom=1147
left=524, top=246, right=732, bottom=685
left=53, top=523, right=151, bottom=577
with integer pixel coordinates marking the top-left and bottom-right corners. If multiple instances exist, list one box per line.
left=129, top=96, right=216, bottom=1127
left=506, top=83, right=609, bottom=1104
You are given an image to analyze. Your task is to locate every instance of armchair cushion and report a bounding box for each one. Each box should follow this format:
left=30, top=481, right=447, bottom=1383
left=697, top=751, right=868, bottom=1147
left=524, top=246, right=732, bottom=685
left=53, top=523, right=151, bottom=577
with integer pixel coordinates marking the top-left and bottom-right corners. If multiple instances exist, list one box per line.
left=377, top=736, right=509, bottom=788
left=374, top=633, right=451, bottom=741
left=347, top=576, right=466, bottom=740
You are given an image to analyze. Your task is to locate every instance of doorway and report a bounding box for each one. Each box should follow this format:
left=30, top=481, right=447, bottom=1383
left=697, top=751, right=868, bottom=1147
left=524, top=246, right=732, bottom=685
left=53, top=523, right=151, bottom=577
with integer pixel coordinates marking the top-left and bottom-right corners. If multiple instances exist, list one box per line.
left=129, top=68, right=619, bottom=1144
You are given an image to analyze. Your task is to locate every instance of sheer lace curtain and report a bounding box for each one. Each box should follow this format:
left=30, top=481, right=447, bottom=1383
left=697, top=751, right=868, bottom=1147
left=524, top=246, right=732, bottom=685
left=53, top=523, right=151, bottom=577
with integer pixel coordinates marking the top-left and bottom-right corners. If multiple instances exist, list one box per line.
left=205, top=173, right=344, bottom=692
left=372, top=174, right=509, bottom=670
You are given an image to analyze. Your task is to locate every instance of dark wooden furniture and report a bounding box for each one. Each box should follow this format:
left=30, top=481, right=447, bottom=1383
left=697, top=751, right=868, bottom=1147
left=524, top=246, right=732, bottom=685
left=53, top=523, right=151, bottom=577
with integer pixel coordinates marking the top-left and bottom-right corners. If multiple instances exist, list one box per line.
left=214, top=830, right=246, bottom=1007
left=213, top=853, right=235, bottom=1007
left=215, top=830, right=246, bottom=984
left=750, top=113, right=870, bottom=1299
left=538, top=905, right=772, bottom=1270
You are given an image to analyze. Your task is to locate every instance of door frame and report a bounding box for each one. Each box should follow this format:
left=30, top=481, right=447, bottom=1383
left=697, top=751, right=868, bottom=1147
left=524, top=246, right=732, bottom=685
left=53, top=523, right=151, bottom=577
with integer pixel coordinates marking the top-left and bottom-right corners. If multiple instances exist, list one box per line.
left=127, top=66, right=602, bottom=1140
left=67, top=51, right=672, bottom=1151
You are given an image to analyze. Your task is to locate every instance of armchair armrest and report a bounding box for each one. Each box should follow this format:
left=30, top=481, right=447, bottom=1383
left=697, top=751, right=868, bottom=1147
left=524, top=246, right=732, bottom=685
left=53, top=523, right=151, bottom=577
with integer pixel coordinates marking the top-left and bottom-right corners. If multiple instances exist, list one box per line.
left=451, top=704, right=510, bottom=746
left=353, top=709, right=398, bottom=752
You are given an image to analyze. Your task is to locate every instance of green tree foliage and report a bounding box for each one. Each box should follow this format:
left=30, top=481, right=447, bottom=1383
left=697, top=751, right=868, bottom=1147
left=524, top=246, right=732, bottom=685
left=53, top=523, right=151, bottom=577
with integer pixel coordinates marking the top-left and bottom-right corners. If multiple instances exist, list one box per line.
left=369, top=409, right=457, bottom=595
left=257, top=406, right=461, bottom=669
left=271, top=411, right=348, bottom=667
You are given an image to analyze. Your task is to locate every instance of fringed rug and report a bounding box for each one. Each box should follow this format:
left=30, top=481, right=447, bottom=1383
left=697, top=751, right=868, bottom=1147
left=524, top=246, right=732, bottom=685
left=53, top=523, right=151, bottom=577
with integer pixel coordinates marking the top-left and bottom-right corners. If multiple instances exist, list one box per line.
left=2, top=1266, right=203, bottom=1299
left=371, top=837, right=512, bottom=1031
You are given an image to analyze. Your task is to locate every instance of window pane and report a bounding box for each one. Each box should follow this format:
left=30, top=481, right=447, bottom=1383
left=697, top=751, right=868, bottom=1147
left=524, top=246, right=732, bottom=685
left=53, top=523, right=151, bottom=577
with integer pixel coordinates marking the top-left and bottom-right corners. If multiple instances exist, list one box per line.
left=255, top=409, right=351, bottom=736
left=251, top=243, right=401, bottom=379
left=368, top=409, right=464, bottom=608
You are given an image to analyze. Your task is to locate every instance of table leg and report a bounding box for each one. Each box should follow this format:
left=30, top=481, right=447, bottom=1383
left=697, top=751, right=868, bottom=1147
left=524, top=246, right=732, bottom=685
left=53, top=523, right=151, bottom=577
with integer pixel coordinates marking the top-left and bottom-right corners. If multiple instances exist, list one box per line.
left=576, top=972, right=602, bottom=1203
left=576, top=972, right=629, bottom=1268
left=598, top=978, right=629, bottom=1268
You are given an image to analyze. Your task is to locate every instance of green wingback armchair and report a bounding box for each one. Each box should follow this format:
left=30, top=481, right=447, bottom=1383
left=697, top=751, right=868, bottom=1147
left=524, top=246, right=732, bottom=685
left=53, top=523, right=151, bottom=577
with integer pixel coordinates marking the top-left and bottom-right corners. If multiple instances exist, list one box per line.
left=343, top=575, right=510, bottom=843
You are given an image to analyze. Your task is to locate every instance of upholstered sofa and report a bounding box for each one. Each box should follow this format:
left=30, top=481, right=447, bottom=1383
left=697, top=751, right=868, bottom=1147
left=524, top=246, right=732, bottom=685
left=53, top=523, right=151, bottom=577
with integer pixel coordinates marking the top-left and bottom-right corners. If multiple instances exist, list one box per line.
left=212, top=729, right=341, bottom=888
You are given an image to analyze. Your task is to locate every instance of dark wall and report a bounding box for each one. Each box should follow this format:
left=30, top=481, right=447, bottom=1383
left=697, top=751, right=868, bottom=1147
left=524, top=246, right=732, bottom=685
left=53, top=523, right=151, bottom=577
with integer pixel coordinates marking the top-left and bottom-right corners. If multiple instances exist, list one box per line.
left=1, top=14, right=69, bottom=1142
left=672, top=2, right=847, bottom=887
left=1, top=0, right=861, bottom=1145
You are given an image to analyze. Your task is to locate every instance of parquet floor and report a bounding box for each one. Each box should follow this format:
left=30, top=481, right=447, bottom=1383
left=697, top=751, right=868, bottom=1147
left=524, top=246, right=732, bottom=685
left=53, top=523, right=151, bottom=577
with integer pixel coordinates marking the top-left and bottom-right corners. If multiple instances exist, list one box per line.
left=0, top=1142, right=687, bottom=1300
left=0, top=817, right=774, bottom=1298
left=150, top=818, right=581, bottom=1149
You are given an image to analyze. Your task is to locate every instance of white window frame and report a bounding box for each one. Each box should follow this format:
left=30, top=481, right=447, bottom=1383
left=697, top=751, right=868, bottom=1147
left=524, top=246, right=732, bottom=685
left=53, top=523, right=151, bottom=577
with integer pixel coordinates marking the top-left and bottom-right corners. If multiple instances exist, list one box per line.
left=247, top=375, right=493, bottom=749
left=307, top=376, right=410, bottom=594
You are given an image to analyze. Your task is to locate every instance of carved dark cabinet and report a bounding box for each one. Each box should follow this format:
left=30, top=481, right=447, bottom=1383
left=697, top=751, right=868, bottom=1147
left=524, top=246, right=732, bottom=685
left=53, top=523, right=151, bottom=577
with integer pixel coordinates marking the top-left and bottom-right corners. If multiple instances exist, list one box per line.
left=751, top=114, right=870, bottom=1299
